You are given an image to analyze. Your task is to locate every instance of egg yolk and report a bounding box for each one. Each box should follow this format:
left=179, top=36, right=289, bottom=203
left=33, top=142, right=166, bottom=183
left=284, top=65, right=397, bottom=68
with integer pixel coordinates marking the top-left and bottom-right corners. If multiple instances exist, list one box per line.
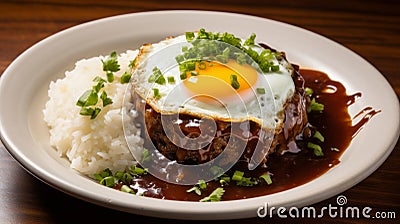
left=183, top=60, right=258, bottom=103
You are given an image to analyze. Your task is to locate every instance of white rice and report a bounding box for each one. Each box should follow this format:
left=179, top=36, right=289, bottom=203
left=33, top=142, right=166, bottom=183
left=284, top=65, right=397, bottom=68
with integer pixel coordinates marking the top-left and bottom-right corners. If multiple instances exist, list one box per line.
left=43, top=50, right=142, bottom=176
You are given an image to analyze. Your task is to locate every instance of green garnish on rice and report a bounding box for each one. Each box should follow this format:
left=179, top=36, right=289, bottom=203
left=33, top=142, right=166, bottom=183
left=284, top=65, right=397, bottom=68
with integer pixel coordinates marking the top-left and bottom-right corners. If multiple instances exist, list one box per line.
left=76, top=51, right=132, bottom=119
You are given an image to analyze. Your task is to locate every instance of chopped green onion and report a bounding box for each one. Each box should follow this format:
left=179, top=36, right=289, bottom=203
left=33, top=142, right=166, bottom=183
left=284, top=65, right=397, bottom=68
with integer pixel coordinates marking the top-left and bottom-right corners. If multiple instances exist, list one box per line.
left=76, top=90, right=96, bottom=107
left=244, top=33, right=256, bottom=46
left=79, top=107, right=100, bottom=119
left=114, top=171, right=124, bottom=179
left=92, top=108, right=101, bottom=119
left=175, top=55, right=185, bottom=64
left=101, top=52, right=119, bottom=83
left=307, top=142, right=324, bottom=156
left=100, top=91, right=113, bottom=107
left=93, top=76, right=106, bottom=83
left=271, top=65, right=280, bottom=72
left=307, top=98, right=324, bottom=113
left=197, top=180, right=207, bottom=190
left=187, top=180, right=207, bottom=195
left=197, top=28, right=209, bottom=39
left=179, top=61, right=196, bottom=73
left=222, top=47, right=230, bottom=57
left=313, top=131, right=325, bottom=142
left=256, top=88, right=266, bottom=94
left=167, top=76, right=176, bottom=84
left=148, top=67, right=166, bottom=85
left=220, top=32, right=241, bottom=48
left=93, top=80, right=105, bottom=93
left=100, top=168, right=112, bottom=177
left=219, top=176, right=231, bottom=186
left=185, top=32, right=195, bottom=41
left=152, top=88, right=161, bottom=99
left=260, top=49, right=271, bottom=57
left=215, top=54, right=228, bottom=63
left=121, top=185, right=135, bottom=194
left=176, top=29, right=281, bottom=77
left=99, top=176, right=116, bottom=187
left=180, top=73, right=187, bottom=80
left=84, top=90, right=98, bottom=106
left=106, top=71, right=114, bottom=83
left=230, top=74, right=240, bottom=90
left=103, top=98, right=112, bottom=107
left=130, top=166, right=148, bottom=176
left=236, top=54, right=247, bottom=65
left=120, top=71, right=131, bottom=84
left=187, top=186, right=202, bottom=195
left=200, top=187, right=225, bottom=202
left=102, top=51, right=120, bottom=72
left=94, top=168, right=112, bottom=181
left=305, top=87, right=314, bottom=96
left=115, top=171, right=133, bottom=184
left=186, top=61, right=196, bottom=71
left=93, top=174, right=103, bottom=181
left=236, top=177, right=258, bottom=186
left=232, top=170, right=244, bottom=181
left=190, top=71, right=199, bottom=76
left=100, top=91, right=107, bottom=101
left=198, top=61, right=207, bottom=70
left=245, top=48, right=259, bottom=63
left=231, top=170, right=259, bottom=187
left=128, top=57, right=137, bottom=68
left=259, top=61, right=271, bottom=73
left=260, top=173, right=273, bottom=185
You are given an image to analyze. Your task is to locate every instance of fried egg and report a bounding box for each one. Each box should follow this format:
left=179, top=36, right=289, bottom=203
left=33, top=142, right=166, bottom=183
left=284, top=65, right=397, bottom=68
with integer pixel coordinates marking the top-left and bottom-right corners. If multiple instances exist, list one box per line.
left=131, top=33, right=295, bottom=130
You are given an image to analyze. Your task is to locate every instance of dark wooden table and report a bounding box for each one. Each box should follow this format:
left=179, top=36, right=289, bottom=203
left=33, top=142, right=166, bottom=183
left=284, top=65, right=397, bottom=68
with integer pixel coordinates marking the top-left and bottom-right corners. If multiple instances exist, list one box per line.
left=0, top=0, right=399, bottom=223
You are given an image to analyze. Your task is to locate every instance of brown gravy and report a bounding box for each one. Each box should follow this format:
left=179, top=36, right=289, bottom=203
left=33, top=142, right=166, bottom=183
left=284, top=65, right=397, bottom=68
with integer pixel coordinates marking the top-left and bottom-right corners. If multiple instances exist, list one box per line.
left=116, top=69, right=378, bottom=201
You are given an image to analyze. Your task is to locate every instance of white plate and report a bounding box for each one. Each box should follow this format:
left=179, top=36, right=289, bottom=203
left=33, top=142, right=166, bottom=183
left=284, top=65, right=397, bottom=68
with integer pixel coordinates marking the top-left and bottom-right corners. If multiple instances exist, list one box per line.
left=0, top=10, right=399, bottom=220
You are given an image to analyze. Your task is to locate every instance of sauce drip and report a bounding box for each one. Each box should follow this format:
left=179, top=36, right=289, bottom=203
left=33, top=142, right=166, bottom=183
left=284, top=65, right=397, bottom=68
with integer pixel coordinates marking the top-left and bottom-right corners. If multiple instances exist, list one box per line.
left=119, top=69, right=379, bottom=201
